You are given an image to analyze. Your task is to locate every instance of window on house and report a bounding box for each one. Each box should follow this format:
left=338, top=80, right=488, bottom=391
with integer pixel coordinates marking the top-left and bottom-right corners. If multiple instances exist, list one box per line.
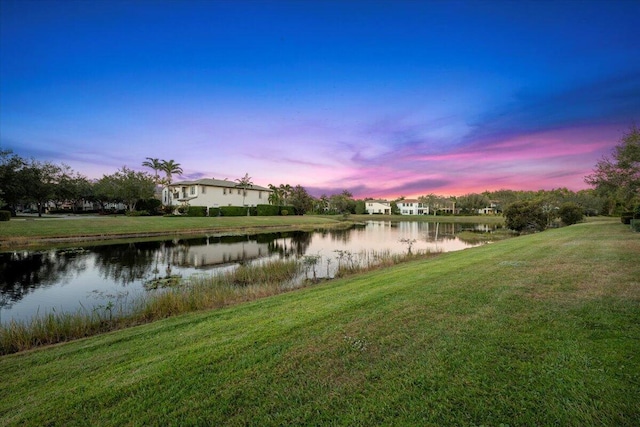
left=223, top=188, right=227, bottom=195
left=237, top=189, right=241, bottom=195
left=190, top=186, right=195, bottom=195
left=259, top=191, right=262, bottom=199
left=201, top=186, right=206, bottom=194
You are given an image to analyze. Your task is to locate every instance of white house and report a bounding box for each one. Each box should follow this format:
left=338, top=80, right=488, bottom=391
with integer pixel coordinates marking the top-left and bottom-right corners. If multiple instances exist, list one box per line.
left=398, top=199, right=430, bottom=215
left=478, top=201, right=499, bottom=215
left=366, top=200, right=391, bottom=215
left=163, top=179, right=272, bottom=208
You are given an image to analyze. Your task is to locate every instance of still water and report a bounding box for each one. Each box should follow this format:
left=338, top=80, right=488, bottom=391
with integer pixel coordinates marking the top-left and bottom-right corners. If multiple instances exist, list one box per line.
left=1, top=221, right=498, bottom=324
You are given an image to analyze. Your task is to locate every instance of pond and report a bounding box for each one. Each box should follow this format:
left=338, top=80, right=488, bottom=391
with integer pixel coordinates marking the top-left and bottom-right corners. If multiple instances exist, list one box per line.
left=1, top=221, right=500, bottom=324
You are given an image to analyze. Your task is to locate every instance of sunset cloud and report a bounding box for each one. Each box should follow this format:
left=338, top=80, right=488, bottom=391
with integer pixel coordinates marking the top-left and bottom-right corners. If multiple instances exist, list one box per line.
left=1, top=0, right=638, bottom=199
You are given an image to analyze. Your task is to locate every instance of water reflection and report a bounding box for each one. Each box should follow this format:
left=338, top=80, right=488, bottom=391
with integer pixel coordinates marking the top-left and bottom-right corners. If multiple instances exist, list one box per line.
left=1, top=221, right=499, bottom=323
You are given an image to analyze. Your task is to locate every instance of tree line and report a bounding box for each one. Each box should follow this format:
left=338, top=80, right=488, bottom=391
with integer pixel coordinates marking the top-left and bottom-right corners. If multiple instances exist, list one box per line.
left=0, top=153, right=183, bottom=216
left=1, top=126, right=637, bottom=221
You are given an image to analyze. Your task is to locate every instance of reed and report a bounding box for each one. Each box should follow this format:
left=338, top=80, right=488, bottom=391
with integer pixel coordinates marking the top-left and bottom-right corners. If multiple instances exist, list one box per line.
left=334, top=248, right=439, bottom=277
left=0, top=249, right=444, bottom=354
left=0, top=259, right=300, bottom=354
left=0, top=306, right=116, bottom=354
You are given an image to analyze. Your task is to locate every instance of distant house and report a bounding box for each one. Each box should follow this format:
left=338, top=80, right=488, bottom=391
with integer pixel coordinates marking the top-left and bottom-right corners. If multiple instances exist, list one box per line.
left=366, top=200, right=391, bottom=215
left=397, top=199, right=429, bottom=215
left=163, top=179, right=272, bottom=209
left=478, top=201, right=499, bottom=215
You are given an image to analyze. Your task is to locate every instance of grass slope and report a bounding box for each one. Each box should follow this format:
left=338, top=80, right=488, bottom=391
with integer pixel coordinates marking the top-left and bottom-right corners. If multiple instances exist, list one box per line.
left=1, top=219, right=638, bottom=426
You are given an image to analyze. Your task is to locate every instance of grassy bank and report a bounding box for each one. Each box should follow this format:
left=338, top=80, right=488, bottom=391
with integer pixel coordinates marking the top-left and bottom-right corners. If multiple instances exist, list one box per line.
left=0, top=215, right=345, bottom=250
left=1, top=219, right=638, bottom=426
left=0, top=250, right=434, bottom=354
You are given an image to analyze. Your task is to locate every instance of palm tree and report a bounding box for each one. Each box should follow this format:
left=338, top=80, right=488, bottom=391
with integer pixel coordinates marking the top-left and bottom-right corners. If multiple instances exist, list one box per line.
left=161, top=160, right=183, bottom=185
left=142, top=157, right=162, bottom=185
left=160, top=160, right=183, bottom=206
left=268, top=184, right=282, bottom=206
left=235, top=173, right=253, bottom=215
left=279, top=184, right=292, bottom=206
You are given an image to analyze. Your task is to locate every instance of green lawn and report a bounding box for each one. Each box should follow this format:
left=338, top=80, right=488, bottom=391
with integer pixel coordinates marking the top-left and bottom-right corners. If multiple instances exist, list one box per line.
left=0, top=215, right=344, bottom=249
left=0, top=214, right=503, bottom=250
left=1, top=219, right=638, bottom=426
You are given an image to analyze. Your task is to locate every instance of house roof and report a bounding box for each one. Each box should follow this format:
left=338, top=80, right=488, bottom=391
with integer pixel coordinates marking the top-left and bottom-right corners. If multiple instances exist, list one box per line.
left=169, top=178, right=271, bottom=192
left=367, top=199, right=390, bottom=204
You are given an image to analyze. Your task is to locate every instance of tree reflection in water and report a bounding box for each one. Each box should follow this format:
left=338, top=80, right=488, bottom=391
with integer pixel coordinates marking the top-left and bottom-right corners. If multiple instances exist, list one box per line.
left=0, top=249, right=89, bottom=309
left=1, top=222, right=500, bottom=322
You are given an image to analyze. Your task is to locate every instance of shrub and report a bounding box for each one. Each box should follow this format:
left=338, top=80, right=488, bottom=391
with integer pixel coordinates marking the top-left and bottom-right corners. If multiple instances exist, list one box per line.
left=631, top=219, right=640, bottom=232
left=280, top=205, right=296, bottom=215
left=503, top=200, right=547, bottom=233
left=0, top=210, right=10, bottom=221
left=558, top=202, right=584, bottom=225
left=621, top=212, right=634, bottom=224
left=186, top=206, right=207, bottom=217
left=209, top=207, right=221, bottom=217
left=257, top=204, right=279, bottom=216
left=136, top=198, right=163, bottom=215
left=220, top=206, right=248, bottom=216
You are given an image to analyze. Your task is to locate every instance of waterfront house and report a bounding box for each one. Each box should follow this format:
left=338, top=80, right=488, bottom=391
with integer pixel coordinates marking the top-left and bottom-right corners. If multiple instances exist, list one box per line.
left=163, top=178, right=272, bottom=209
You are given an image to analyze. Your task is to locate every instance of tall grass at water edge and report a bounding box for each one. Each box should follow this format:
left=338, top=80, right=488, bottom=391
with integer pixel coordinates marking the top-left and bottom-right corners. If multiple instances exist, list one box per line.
left=0, top=249, right=432, bottom=355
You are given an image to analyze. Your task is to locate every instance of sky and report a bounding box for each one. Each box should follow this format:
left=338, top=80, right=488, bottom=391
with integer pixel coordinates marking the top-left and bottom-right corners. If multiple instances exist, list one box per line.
left=1, top=0, right=639, bottom=198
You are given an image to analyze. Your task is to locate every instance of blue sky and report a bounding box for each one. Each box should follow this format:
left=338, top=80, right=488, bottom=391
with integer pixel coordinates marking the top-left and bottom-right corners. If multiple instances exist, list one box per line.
left=1, top=0, right=639, bottom=197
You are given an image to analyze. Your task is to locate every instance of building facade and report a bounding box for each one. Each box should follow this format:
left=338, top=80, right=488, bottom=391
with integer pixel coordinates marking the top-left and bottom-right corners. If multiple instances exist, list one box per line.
left=365, top=200, right=391, bottom=215
left=163, top=179, right=272, bottom=208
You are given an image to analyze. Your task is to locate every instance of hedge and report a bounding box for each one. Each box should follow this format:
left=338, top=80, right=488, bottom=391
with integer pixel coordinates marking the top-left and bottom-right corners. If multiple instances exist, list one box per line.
left=257, top=204, right=279, bottom=216
left=220, top=206, right=250, bottom=217
left=0, top=210, right=10, bottom=221
left=186, top=206, right=208, bottom=217
left=280, top=205, right=297, bottom=215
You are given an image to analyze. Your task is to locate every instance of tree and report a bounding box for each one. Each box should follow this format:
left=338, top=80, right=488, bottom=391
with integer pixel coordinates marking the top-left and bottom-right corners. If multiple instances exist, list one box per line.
left=329, top=190, right=355, bottom=214
left=268, top=184, right=282, bottom=206
left=160, top=160, right=183, bottom=206
left=456, top=193, right=490, bottom=215
left=113, top=167, right=156, bottom=212
left=558, top=202, right=584, bottom=226
left=160, top=159, right=183, bottom=185
left=419, top=193, right=452, bottom=215
left=235, top=173, right=253, bottom=214
left=575, top=189, right=605, bottom=216
left=142, top=157, right=163, bottom=185
left=484, top=189, right=520, bottom=213
left=288, top=185, right=314, bottom=215
left=390, top=200, right=401, bottom=215
left=503, top=200, right=547, bottom=233
left=314, top=194, right=329, bottom=213
left=93, top=174, right=119, bottom=211
left=52, top=166, right=92, bottom=212
left=585, top=126, right=640, bottom=212
left=279, top=184, right=292, bottom=205
left=95, top=167, right=155, bottom=212
left=0, top=150, right=26, bottom=214
left=22, top=160, right=62, bottom=217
